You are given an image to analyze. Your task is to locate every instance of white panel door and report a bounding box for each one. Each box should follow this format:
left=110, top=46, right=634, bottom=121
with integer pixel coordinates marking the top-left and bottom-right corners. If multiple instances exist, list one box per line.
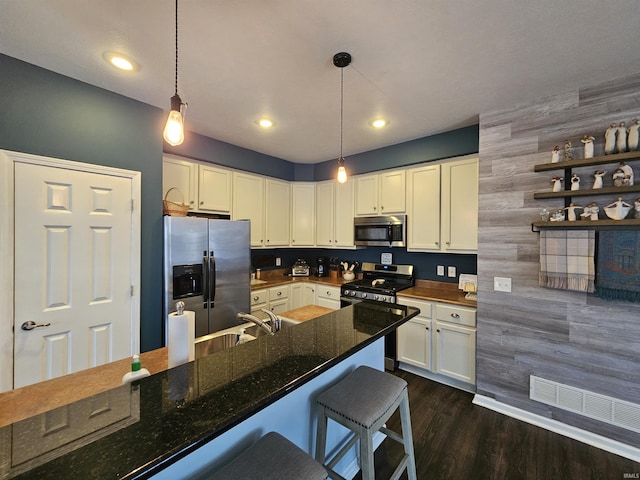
left=265, top=178, right=290, bottom=247
left=407, top=164, right=441, bottom=250
left=14, top=163, right=134, bottom=388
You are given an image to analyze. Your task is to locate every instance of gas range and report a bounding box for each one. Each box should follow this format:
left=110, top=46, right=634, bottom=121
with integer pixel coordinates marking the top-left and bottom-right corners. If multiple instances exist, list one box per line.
left=341, top=262, right=414, bottom=304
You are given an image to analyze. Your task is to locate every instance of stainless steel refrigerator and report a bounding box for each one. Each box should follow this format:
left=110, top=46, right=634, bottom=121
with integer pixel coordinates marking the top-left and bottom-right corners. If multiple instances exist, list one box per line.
left=164, top=216, right=250, bottom=339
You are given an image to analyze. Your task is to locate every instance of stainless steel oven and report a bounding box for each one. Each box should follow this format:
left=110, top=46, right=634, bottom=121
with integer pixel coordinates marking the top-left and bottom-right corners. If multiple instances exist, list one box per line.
left=340, top=262, right=414, bottom=370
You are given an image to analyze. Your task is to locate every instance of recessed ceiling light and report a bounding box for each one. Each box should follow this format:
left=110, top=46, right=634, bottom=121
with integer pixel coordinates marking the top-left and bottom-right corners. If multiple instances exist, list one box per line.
left=102, top=52, right=139, bottom=72
left=369, top=118, right=389, bottom=128
left=256, top=118, right=275, bottom=128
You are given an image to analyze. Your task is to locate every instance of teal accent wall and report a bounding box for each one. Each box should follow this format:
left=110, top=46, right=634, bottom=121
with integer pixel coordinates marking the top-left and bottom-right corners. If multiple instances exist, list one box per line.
left=0, top=54, right=165, bottom=352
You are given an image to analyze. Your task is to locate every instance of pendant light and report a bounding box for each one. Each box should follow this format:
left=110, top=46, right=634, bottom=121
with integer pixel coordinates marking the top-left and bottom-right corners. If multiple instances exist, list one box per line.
left=334, top=52, right=351, bottom=184
left=163, top=0, right=186, bottom=146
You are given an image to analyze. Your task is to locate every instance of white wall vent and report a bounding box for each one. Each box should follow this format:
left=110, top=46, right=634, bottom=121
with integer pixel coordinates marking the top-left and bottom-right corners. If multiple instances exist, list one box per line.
left=530, top=375, right=640, bottom=434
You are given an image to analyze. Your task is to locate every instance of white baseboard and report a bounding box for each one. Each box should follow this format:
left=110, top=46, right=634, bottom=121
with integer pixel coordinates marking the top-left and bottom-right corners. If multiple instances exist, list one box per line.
left=473, top=394, right=640, bottom=463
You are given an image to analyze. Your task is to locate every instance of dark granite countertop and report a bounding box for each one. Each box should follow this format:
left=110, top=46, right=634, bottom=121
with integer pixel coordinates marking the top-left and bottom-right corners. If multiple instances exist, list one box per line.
left=1, top=301, right=418, bottom=480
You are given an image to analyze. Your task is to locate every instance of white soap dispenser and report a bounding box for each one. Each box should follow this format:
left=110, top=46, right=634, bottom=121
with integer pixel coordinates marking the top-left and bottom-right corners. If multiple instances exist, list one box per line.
left=122, top=354, right=151, bottom=384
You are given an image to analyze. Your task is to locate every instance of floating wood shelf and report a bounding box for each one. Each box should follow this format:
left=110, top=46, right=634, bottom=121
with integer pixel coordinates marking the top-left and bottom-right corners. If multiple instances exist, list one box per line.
left=532, top=219, right=640, bottom=231
left=534, top=184, right=640, bottom=199
left=534, top=151, right=640, bottom=172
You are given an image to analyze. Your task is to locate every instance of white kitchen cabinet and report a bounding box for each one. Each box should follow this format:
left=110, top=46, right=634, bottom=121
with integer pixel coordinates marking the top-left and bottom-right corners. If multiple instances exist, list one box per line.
left=315, top=181, right=335, bottom=247
left=163, top=155, right=197, bottom=212
left=315, top=285, right=340, bottom=310
left=434, top=302, right=476, bottom=384
left=198, top=164, right=232, bottom=213
left=398, top=296, right=476, bottom=388
left=291, top=183, right=316, bottom=247
left=397, top=298, right=433, bottom=370
left=268, top=285, right=290, bottom=314
left=406, top=164, right=441, bottom=250
left=232, top=172, right=265, bottom=247
left=265, top=178, right=290, bottom=247
left=441, top=157, right=478, bottom=251
left=334, top=180, right=355, bottom=247
left=315, top=180, right=355, bottom=248
left=250, top=289, right=268, bottom=315
left=290, top=283, right=316, bottom=309
left=407, top=156, right=478, bottom=253
left=355, top=169, right=405, bottom=216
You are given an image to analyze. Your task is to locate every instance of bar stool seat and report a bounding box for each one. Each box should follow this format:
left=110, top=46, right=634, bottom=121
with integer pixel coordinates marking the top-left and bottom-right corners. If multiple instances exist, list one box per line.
left=208, top=431, right=328, bottom=480
left=315, top=366, right=417, bottom=480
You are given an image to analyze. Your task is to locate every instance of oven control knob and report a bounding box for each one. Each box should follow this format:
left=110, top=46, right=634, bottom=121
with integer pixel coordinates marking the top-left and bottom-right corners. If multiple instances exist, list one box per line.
left=360, top=292, right=368, bottom=299
left=373, top=295, right=380, bottom=301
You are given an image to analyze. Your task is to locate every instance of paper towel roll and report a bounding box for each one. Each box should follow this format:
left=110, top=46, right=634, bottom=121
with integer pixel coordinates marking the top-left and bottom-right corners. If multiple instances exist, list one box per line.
left=168, top=310, right=195, bottom=368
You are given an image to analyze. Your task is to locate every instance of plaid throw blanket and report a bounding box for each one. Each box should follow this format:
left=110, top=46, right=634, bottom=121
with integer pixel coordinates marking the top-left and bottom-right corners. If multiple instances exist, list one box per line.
left=596, top=230, right=640, bottom=302
left=539, top=230, right=595, bottom=293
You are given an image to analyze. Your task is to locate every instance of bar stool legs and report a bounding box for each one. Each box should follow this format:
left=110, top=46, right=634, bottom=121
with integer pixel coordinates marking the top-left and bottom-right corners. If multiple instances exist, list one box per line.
left=314, top=366, right=417, bottom=480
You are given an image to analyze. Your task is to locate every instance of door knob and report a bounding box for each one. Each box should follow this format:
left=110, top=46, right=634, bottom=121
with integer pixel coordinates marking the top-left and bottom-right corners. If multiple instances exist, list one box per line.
left=21, top=321, right=51, bottom=331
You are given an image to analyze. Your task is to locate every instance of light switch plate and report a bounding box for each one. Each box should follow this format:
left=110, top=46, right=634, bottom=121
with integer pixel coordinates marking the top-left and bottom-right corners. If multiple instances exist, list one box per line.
left=380, top=253, right=393, bottom=265
left=437, top=265, right=445, bottom=276
left=275, top=257, right=281, bottom=266
left=447, top=266, right=456, bottom=278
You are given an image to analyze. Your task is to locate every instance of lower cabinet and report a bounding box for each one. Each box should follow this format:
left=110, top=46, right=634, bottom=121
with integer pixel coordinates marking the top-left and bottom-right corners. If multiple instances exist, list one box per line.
left=290, top=283, right=316, bottom=309
left=315, top=285, right=340, bottom=310
left=397, top=296, right=476, bottom=388
left=268, top=285, right=290, bottom=314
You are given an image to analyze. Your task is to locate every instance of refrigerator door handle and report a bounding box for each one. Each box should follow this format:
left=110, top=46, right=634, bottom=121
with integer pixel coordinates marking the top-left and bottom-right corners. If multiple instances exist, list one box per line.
left=203, top=251, right=209, bottom=303
left=209, top=251, right=216, bottom=304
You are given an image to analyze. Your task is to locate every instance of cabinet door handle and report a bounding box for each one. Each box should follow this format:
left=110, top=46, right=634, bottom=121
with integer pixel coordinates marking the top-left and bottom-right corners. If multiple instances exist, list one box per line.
left=451, top=313, right=460, bottom=319
left=200, top=201, right=204, bottom=205
left=190, top=200, right=194, bottom=204
left=446, top=241, right=450, bottom=245
left=373, top=206, right=377, bottom=210
left=326, top=291, right=331, bottom=296
left=435, top=241, right=439, bottom=245
left=437, top=329, right=440, bottom=333
left=381, top=206, right=384, bottom=210
left=426, top=326, right=429, bottom=330
left=277, top=291, right=282, bottom=296
left=253, top=296, right=259, bottom=301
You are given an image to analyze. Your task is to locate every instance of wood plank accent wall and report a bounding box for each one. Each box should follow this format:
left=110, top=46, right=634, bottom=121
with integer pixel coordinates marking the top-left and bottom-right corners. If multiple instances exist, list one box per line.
left=477, top=72, right=640, bottom=446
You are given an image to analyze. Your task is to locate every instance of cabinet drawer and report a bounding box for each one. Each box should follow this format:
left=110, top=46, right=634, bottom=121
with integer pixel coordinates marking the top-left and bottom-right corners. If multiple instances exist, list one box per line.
left=251, top=289, right=268, bottom=306
left=397, top=297, right=432, bottom=319
left=317, top=286, right=339, bottom=300
left=269, top=285, right=289, bottom=301
left=435, top=304, right=476, bottom=327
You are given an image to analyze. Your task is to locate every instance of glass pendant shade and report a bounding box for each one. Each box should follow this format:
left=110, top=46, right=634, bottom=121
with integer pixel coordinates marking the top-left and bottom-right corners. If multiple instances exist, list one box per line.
left=337, top=158, right=347, bottom=184
left=163, top=94, right=184, bottom=146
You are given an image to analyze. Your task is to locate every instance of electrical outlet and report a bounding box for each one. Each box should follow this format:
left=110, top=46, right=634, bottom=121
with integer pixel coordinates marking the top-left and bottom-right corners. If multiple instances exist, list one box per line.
left=275, top=257, right=281, bottom=267
left=437, top=265, right=445, bottom=276
left=447, top=266, right=456, bottom=278
left=494, top=276, right=512, bottom=292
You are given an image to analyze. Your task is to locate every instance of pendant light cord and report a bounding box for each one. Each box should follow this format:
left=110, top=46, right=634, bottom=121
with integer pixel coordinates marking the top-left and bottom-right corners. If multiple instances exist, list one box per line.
left=174, top=0, right=179, bottom=96
left=340, top=66, right=344, bottom=158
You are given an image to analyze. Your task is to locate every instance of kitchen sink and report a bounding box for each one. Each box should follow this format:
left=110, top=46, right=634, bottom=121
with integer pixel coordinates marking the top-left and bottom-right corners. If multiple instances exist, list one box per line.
left=194, top=317, right=301, bottom=358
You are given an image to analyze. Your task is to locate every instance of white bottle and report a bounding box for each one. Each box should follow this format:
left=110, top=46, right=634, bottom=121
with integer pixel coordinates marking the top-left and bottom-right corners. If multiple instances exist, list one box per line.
left=122, top=354, right=150, bottom=384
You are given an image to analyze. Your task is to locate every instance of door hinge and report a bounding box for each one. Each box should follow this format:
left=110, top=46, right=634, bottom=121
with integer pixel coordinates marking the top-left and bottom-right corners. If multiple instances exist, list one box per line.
left=130, top=285, right=134, bottom=296
left=131, top=199, right=135, bottom=211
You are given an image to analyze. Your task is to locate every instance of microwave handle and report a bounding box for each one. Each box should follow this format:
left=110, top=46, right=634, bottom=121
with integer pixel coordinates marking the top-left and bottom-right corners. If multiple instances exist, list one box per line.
left=202, top=251, right=209, bottom=302
left=388, top=225, right=393, bottom=243
left=209, top=251, right=216, bottom=303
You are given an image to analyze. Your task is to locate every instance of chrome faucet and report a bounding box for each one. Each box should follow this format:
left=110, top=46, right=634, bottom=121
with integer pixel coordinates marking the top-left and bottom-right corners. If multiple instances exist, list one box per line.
left=260, top=309, right=282, bottom=332
left=236, top=312, right=275, bottom=336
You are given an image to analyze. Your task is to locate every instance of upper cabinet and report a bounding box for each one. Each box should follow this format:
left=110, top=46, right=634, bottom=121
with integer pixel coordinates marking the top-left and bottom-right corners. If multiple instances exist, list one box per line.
left=163, top=155, right=230, bottom=214
left=198, top=164, right=232, bottom=213
left=316, top=180, right=355, bottom=248
left=163, top=155, right=197, bottom=212
left=232, top=172, right=265, bottom=247
left=291, top=183, right=316, bottom=246
left=265, top=178, right=290, bottom=247
left=355, top=169, right=405, bottom=216
left=407, top=156, right=478, bottom=253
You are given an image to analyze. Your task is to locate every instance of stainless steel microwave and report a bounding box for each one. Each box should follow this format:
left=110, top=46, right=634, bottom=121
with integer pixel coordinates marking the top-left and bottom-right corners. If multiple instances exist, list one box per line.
left=354, top=215, right=406, bottom=247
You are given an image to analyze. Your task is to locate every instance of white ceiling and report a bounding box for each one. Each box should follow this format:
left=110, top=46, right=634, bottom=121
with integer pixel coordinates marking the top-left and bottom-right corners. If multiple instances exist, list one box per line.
left=2, top=1, right=640, bottom=164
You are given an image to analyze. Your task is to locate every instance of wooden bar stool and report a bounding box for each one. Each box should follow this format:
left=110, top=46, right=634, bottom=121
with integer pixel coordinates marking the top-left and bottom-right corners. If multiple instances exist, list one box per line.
left=315, top=366, right=417, bottom=480
left=208, top=431, right=328, bottom=480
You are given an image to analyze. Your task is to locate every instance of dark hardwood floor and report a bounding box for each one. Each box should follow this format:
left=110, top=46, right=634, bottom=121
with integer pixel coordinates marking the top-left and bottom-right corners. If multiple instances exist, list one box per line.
left=353, top=370, right=640, bottom=480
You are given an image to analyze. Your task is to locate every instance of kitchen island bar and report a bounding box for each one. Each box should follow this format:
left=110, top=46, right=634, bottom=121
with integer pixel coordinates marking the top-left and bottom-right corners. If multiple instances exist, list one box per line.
left=1, top=301, right=418, bottom=480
